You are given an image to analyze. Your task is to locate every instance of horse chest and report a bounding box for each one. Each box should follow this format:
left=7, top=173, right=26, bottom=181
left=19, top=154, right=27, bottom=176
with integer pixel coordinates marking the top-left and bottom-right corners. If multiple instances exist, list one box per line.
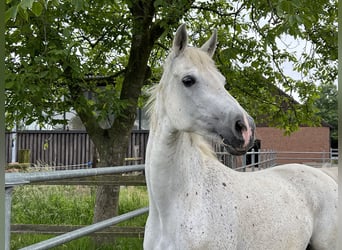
left=148, top=182, right=240, bottom=249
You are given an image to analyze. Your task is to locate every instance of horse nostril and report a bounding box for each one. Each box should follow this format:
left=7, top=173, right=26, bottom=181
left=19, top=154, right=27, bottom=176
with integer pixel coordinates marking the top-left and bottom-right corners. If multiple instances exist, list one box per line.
left=235, top=120, right=247, bottom=133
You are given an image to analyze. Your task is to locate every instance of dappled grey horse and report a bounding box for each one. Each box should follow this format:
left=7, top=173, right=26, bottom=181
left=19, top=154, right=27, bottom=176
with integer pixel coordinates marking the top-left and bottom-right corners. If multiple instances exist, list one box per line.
left=144, top=24, right=337, bottom=250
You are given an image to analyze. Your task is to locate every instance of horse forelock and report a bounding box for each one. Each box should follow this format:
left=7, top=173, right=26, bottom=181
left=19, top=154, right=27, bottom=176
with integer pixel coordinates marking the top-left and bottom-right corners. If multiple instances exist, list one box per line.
left=171, top=46, right=217, bottom=71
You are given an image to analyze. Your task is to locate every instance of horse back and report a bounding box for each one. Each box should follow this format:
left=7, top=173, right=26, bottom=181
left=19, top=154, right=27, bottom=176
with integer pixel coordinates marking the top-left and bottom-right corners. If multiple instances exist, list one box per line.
left=319, top=166, right=338, bottom=182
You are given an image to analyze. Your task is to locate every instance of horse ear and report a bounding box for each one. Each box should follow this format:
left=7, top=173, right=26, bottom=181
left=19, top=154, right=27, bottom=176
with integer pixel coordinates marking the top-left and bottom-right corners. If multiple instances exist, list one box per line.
left=173, top=24, right=188, bottom=57
left=201, top=29, right=217, bottom=57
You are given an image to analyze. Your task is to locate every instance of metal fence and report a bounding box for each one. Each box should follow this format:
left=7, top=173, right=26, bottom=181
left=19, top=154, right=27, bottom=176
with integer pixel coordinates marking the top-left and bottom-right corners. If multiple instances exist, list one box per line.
left=330, top=148, right=339, bottom=161
left=276, top=148, right=338, bottom=165
left=217, top=149, right=277, bottom=171
left=5, top=165, right=147, bottom=250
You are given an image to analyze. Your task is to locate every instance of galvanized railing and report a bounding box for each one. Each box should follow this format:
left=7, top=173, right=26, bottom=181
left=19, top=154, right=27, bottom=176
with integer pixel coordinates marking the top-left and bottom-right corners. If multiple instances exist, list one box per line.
left=330, top=148, right=339, bottom=162
left=276, top=148, right=338, bottom=165
left=5, top=165, right=146, bottom=250
left=217, top=149, right=277, bottom=171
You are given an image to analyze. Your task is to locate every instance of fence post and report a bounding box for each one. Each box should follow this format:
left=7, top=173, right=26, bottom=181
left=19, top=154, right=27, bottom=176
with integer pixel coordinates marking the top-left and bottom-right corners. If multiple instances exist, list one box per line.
left=5, top=187, right=13, bottom=250
left=242, top=154, right=246, bottom=172
left=269, top=150, right=272, bottom=167
left=251, top=149, right=255, bottom=172
left=231, top=155, right=236, bottom=169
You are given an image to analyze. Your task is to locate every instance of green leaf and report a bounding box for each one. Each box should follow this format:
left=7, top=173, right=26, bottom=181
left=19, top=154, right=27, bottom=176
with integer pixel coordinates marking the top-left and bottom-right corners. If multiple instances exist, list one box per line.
left=5, top=6, right=18, bottom=23
left=278, top=0, right=293, bottom=14
left=19, top=0, right=35, bottom=9
left=153, top=0, right=164, bottom=8
left=31, top=1, right=44, bottom=16
left=18, top=6, right=29, bottom=21
left=251, top=61, right=259, bottom=68
left=39, top=71, right=49, bottom=78
left=5, top=81, right=15, bottom=89
left=71, top=0, right=85, bottom=11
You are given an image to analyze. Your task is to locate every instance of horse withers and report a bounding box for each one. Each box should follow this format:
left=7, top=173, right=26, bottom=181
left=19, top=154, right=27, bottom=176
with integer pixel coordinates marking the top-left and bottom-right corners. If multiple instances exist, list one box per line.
left=143, top=24, right=337, bottom=250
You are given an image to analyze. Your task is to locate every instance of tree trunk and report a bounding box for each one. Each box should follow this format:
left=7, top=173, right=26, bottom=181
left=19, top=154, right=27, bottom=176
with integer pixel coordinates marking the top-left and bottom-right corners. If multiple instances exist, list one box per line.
left=90, top=4, right=158, bottom=245
left=90, top=129, right=129, bottom=245
left=18, top=149, right=30, bottom=163
left=92, top=186, right=120, bottom=243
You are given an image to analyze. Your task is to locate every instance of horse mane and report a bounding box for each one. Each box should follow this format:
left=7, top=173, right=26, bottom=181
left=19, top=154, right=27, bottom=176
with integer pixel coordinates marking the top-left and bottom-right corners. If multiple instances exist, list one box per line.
left=145, top=47, right=217, bottom=160
left=189, top=133, right=217, bottom=160
left=145, top=83, right=160, bottom=129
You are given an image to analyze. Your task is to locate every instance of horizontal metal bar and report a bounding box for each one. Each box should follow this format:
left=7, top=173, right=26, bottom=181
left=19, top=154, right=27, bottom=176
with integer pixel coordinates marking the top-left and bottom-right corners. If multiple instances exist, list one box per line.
left=277, top=157, right=331, bottom=160
left=276, top=151, right=332, bottom=154
left=5, top=165, right=145, bottom=187
left=19, top=207, right=149, bottom=250
left=216, top=151, right=276, bottom=156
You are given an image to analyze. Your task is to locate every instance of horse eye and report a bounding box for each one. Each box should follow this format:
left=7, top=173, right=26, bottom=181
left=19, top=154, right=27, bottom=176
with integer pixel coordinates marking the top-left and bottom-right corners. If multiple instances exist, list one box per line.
left=182, top=75, right=196, bottom=87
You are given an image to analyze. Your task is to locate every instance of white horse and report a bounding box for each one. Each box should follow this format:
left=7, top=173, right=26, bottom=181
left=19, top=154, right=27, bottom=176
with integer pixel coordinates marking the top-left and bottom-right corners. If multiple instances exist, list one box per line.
left=144, top=24, right=337, bottom=250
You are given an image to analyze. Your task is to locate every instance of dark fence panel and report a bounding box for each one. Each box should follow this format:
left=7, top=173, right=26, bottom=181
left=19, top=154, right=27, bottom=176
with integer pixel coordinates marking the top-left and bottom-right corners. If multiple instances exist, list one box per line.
left=126, top=130, right=149, bottom=165
left=5, top=132, right=12, bottom=163
left=5, top=130, right=149, bottom=167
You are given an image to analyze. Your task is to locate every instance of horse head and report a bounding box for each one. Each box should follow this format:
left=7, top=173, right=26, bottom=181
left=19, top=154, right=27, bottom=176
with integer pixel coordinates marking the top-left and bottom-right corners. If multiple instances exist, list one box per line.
left=158, top=24, right=255, bottom=155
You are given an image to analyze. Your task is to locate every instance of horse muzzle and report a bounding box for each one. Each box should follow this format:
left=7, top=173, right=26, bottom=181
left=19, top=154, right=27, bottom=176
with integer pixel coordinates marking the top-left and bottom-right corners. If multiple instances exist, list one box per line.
left=220, top=114, right=255, bottom=156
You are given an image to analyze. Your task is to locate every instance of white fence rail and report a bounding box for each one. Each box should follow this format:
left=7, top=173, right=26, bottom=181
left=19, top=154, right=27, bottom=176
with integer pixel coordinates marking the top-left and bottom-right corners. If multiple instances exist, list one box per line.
left=217, top=148, right=338, bottom=170
left=276, top=148, right=338, bottom=165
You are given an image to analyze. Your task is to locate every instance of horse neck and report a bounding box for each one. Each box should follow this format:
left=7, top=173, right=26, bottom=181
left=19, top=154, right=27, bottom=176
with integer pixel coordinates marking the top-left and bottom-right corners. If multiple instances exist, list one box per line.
left=146, top=116, right=209, bottom=197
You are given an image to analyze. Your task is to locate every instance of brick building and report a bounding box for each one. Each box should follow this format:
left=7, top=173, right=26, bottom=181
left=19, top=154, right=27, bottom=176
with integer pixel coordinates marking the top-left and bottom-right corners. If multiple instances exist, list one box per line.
left=255, top=125, right=331, bottom=165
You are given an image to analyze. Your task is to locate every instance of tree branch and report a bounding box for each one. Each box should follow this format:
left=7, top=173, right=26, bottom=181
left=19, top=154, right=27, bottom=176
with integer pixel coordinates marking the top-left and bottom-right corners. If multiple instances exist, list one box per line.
left=191, top=3, right=244, bottom=17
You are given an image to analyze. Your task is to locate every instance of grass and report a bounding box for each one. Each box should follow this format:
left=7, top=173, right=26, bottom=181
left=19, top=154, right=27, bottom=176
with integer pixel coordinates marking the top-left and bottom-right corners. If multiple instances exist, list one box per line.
left=10, top=185, right=149, bottom=250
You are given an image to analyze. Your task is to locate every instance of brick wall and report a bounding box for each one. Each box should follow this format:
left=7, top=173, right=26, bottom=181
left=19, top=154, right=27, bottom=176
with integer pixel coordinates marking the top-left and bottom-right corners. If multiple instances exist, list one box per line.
left=255, top=127, right=330, bottom=164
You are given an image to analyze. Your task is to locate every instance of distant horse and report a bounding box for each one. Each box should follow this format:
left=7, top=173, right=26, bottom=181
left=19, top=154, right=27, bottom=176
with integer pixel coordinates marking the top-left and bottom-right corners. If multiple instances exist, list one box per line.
left=144, top=24, right=337, bottom=250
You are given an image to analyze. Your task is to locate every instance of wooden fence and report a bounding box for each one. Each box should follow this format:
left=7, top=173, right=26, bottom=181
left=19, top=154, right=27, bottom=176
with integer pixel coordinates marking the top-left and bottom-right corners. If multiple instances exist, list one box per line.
left=5, top=130, right=149, bottom=167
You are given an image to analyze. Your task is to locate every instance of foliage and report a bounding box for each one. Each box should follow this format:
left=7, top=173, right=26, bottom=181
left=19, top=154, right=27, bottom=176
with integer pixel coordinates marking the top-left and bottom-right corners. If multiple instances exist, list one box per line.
left=4, top=1, right=337, bottom=243
left=5, top=0, right=129, bottom=129
left=314, top=83, right=338, bottom=143
left=10, top=185, right=148, bottom=249
left=5, top=0, right=337, bottom=133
